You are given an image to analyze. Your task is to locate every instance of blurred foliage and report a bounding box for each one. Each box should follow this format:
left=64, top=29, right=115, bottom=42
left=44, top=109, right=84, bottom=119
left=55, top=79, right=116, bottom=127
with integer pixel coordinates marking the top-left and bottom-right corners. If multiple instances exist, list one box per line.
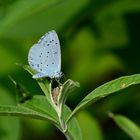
left=77, top=111, right=103, bottom=140
left=0, top=0, right=140, bottom=139
left=110, top=113, right=140, bottom=140
left=0, top=86, right=20, bottom=140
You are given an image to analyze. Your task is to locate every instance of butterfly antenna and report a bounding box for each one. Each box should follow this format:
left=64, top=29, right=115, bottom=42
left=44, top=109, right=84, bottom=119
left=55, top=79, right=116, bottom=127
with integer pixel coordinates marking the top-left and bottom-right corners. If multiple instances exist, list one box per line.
left=63, top=73, right=67, bottom=81
left=60, top=72, right=66, bottom=82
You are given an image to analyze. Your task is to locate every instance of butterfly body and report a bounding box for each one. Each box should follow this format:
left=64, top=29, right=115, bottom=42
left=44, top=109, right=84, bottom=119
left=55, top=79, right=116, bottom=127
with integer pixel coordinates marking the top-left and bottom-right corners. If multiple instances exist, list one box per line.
left=28, top=30, right=61, bottom=79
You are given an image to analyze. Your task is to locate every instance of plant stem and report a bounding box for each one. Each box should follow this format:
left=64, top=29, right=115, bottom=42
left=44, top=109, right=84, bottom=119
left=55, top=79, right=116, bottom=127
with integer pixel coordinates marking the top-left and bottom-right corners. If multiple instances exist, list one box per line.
left=59, top=116, right=72, bottom=140
left=64, top=131, right=71, bottom=140
left=48, top=83, right=73, bottom=140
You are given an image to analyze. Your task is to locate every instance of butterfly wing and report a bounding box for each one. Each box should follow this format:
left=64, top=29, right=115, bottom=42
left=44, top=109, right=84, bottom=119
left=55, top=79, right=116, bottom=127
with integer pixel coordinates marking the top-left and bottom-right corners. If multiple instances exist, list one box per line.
left=38, top=30, right=61, bottom=73
left=28, top=30, right=61, bottom=79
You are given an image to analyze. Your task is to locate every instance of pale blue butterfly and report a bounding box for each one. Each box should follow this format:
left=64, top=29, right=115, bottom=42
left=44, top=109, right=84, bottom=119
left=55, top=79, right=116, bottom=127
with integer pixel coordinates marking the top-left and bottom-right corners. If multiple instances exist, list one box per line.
left=28, top=30, right=61, bottom=79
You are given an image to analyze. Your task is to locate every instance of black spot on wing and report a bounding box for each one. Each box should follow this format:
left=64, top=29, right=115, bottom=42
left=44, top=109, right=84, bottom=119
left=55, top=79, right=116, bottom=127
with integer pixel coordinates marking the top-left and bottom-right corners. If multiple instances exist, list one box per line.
left=39, top=52, right=43, bottom=57
left=30, top=63, right=34, bottom=67
left=29, top=56, right=33, bottom=60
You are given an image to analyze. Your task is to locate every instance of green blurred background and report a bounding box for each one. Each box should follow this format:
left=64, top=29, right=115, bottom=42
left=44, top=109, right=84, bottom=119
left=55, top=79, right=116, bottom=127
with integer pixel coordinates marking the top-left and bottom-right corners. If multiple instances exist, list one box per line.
left=0, top=0, right=140, bottom=139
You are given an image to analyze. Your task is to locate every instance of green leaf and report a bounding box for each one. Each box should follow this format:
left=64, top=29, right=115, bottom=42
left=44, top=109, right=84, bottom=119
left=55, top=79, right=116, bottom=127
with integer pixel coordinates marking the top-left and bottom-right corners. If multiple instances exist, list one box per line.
left=9, top=76, right=32, bottom=103
left=57, top=79, right=80, bottom=113
left=19, top=64, right=52, bottom=103
left=0, top=104, right=56, bottom=124
left=0, top=95, right=59, bottom=126
left=109, top=113, right=140, bottom=140
left=22, top=95, right=58, bottom=123
left=58, top=79, right=80, bottom=104
left=17, top=64, right=36, bottom=75
left=0, top=95, right=82, bottom=139
left=67, top=74, right=140, bottom=122
left=77, top=111, right=103, bottom=140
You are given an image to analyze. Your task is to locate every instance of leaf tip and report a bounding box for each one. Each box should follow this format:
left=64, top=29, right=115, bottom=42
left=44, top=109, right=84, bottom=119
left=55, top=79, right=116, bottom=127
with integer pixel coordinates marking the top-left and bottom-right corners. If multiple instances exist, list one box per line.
left=8, top=75, right=17, bottom=85
left=108, top=112, right=114, bottom=118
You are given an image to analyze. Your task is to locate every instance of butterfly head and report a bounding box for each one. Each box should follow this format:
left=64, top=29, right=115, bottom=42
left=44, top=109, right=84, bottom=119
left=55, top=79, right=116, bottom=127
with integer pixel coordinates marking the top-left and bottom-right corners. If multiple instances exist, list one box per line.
left=53, top=71, right=62, bottom=79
